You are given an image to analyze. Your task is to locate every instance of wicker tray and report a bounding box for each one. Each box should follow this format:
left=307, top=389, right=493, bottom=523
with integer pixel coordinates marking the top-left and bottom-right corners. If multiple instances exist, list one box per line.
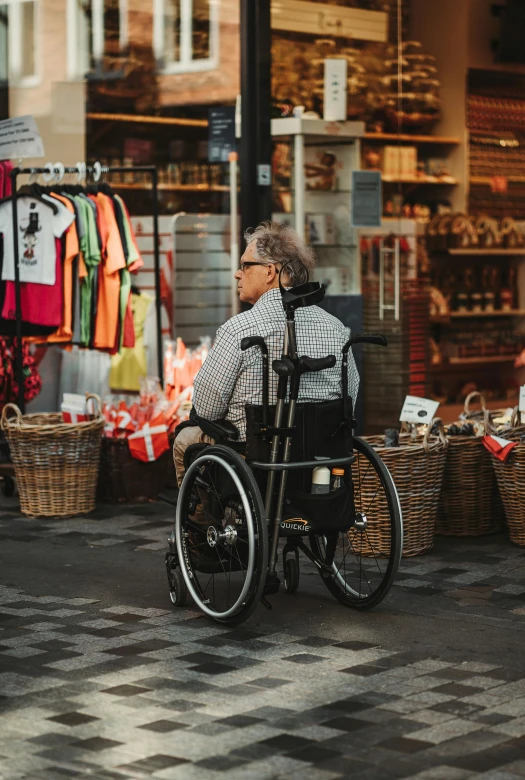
left=97, top=435, right=176, bottom=503
left=437, top=392, right=504, bottom=536
left=352, top=422, right=448, bottom=557
left=1, top=399, right=104, bottom=518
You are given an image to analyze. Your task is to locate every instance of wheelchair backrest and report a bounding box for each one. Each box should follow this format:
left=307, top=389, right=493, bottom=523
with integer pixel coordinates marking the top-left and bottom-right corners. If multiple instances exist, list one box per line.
left=245, top=398, right=352, bottom=493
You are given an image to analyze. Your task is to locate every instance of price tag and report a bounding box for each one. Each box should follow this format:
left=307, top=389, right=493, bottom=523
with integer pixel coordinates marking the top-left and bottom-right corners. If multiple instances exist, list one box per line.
left=519, top=386, right=525, bottom=424
left=0, top=115, right=45, bottom=159
left=399, top=395, right=440, bottom=425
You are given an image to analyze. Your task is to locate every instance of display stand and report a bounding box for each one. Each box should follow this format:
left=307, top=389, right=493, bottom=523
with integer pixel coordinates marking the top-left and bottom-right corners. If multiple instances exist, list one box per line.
left=9, top=164, right=163, bottom=412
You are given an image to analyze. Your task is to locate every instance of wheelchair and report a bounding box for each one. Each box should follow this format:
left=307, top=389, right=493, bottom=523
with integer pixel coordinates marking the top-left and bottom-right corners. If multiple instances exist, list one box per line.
left=165, top=280, right=403, bottom=626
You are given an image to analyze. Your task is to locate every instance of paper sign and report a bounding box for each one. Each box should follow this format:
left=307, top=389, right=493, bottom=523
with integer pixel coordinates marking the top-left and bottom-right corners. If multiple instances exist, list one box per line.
left=399, top=395, right=440, bottom=425
left=351, top=170, right=382, bottom=228
left=324, top=58, right=347, bottom=122
left=0, top=115, right=45, bottom=160
left=519, top=386, right=525, bottom=412
left=208, top=107, right=236, bottom=163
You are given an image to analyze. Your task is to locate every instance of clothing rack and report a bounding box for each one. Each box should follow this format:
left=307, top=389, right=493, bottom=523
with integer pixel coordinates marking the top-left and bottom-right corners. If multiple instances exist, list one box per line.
left=9, top=164, right=163, bottom=412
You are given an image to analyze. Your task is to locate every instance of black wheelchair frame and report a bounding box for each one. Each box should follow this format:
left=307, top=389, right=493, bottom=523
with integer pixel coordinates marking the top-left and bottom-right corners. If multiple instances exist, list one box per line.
left=165, top=281, right=403, bottom=625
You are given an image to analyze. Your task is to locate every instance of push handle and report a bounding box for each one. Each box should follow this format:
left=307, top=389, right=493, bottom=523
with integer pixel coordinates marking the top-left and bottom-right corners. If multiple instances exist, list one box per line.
left=272, top=358, right=295, bottom=378
left=241, top=335, right=268, bottom=354
left=298, top=355, right=336, bottom=374
left=343, top=333, right=388, bottom=353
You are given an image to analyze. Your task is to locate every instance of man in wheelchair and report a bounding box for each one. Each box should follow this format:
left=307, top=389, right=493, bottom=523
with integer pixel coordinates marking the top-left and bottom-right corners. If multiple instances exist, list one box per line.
left=167, top=221, right=401, bottom=625
left=173, top=221, right=360, bottom=482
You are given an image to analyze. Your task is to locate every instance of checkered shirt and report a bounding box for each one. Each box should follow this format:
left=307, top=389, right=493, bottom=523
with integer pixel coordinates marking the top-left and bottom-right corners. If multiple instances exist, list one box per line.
left=193, top=287, right=360, bottom=440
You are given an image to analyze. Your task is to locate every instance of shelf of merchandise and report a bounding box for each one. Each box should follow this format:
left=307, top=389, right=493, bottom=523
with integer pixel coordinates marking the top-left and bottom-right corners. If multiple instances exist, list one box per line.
left=364, top=132, right=461, bottom=144
left=430, top=356, right=516, bottom=370
left=381, top=175, right=458, bottom=185
left=430, top=309, right=525, bottom=323
left=87, top=112, right=208, bottom=127
left=470, top=175, right=525, bottom=185
left=110, top=183, right=229, bottom=192
left=446, top=248, right=525, bottom=256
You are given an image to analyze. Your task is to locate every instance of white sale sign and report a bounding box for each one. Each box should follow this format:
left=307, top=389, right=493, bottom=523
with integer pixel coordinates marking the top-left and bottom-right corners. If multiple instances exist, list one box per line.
left=399, top=396, right=440, bottom=425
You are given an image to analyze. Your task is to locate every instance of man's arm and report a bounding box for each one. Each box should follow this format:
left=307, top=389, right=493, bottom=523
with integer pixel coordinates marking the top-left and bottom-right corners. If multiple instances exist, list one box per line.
left=193, top=324, right=242, bottom=421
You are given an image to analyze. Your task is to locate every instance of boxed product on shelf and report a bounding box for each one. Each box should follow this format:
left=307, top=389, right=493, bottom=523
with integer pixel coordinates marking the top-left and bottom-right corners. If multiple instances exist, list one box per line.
left=306, top=213, right=336, bottom=245
left=382, top=145, right=417, bottom=178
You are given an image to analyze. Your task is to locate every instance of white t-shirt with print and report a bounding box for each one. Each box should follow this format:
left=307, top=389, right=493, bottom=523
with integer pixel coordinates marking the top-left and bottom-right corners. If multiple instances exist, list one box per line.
left=0, top=196, right=75, bottom=286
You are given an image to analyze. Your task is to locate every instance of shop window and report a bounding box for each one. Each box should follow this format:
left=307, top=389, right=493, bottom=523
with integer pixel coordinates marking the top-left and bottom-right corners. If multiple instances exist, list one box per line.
left=153, top=0, right=219, bottom=74
left=1, top=0, right=39, bottom=88
left=68, top=0, right=128, bottom=79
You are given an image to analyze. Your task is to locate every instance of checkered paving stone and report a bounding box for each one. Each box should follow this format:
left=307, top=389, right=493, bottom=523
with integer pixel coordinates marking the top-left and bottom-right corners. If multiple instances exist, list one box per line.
left=6, top=503, right=525, bottom=778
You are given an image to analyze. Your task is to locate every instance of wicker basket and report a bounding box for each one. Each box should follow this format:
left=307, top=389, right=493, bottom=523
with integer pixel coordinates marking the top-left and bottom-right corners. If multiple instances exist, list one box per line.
left=437, top=392, right=504, bottom=536
left=1, top=399, right=104, bottom=518
left=97, top=435, right=176, bottom=503
left=352, top=421, right=448, bottom=557
left=490, top=412, right=525, bottom=545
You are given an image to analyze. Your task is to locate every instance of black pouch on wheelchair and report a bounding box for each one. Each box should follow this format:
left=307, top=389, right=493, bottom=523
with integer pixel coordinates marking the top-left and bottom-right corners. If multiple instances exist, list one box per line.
left=245, top=399, right=355, bottom=532
left=284, top=484, right=354, bottom=533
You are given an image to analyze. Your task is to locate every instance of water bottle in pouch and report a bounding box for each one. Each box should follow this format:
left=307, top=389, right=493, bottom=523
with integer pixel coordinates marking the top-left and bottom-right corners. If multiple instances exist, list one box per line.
left=312, top=465, right=330, bottom=494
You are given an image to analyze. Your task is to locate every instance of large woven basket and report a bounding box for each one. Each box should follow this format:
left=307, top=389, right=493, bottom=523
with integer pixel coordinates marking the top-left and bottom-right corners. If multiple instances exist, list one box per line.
left=352, top=422, right=448, bottom=557
left=490, top=412, right=525, bottom=545
left=1, top=399, right=104, bottom=518
left=97, top=435, right=176, bottom=503
left=437, top=392, right=504, bottom=536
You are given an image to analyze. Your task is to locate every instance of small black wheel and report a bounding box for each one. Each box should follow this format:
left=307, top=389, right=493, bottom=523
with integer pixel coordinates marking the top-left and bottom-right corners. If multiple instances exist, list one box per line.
left=169, top=569, right=188, bottom=607
left=284, top=557, right=300, bottom=594
left=1, top=476, right=14, bottom=497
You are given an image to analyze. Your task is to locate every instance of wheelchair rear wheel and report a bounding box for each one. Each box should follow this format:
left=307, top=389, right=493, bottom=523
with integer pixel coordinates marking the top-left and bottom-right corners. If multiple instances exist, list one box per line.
left=175, top=445, right=268, bottom=625
left=310, top=436, right=402, bottom=610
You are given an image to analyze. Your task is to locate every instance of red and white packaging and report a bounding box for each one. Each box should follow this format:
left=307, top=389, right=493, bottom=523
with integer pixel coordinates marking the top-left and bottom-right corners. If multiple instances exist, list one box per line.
left=128, top=415, right=170, bottom=463
left=61, top=393, right=89, bottom=424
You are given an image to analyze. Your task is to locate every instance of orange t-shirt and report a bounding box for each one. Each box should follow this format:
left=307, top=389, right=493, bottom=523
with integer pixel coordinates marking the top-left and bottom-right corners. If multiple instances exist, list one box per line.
left=47, top=194, right=79, bottom=343
left=93, top=193, right=126, bottom=350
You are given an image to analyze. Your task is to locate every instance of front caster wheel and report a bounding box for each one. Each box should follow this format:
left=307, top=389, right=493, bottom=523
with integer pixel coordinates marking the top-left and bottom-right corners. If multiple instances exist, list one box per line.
left=169, top=568, right=188, bottom=607
left=284, top=557, right=300, bottom=594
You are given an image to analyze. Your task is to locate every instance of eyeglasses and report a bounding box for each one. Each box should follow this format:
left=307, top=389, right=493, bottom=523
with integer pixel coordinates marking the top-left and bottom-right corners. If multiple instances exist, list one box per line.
left=239, top=261, right=266, bottom=272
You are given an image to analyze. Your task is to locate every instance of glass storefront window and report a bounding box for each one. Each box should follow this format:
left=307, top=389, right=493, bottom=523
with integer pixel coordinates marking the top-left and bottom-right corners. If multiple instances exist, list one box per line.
left=153, top=0, right=218, bottom=73
left=68, top=0, right=128, bottom=79
left=5, top=0, right=38, bottom=87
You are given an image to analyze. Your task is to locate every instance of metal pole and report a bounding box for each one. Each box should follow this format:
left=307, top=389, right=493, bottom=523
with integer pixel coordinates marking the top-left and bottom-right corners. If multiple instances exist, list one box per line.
left=229, top=152, right=240, bottom=317
left=151, top=166, right=164, bottom=387
left=240, top=0, right=272, bottom=239
left=10, top=169, right=25, bottom=412
left=294, top=131, right=305, bottom=239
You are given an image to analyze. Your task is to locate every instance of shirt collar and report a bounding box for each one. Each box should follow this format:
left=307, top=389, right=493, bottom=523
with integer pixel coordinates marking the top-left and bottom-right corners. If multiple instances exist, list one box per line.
left=253, top=287, right=283, bottom=311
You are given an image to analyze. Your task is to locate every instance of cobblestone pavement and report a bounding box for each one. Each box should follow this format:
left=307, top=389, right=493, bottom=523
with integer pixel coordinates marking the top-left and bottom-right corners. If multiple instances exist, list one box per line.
left=4, top=500, right=525, bottom=779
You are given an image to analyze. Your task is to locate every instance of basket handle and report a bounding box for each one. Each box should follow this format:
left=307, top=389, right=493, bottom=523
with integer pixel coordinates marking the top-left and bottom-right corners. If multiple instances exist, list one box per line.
left=85, top=393, right=102, bottom=417
left=422, top=417, right=447, bottom=453
left=1, top=403, right=22, bottom=430
left=463, top=391, right=487, bottom=418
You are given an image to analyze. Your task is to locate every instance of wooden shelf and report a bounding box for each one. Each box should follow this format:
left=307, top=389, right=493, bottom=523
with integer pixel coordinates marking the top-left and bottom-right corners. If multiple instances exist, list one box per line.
left=431, top=309, right=525, bottom=322
left=446, top=248, right=525, bottom=256
left=381, top=175, right=458, bottom=185
left=111, top=183, right=229, bottom=192
left=87, top=112, right=208, bottom=128
left=364, top=132, right=461, bottom=144
left=433, top=355, right=517, bottom=367
left=471, top=175, right=525, bottom=185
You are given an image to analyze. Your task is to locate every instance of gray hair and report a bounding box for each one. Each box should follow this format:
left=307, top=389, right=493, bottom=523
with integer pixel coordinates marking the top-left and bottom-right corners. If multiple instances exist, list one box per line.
left=244, top=221, right=316, bottom=287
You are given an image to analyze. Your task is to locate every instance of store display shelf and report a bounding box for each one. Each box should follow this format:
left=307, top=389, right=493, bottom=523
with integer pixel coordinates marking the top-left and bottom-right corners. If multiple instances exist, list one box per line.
left=430, top=309, right=525, bottom=322
left=111, top=183, right=229, bottom=192
left=381, top=175, right=458, bottom=185
left=471, top=175, right=525, bottom=185
left=430, top=356, right=516, bottom=369
left=275, top=188, right=353, bottom=194
left=364, top=132, right=460, bottom=144
left=446, top=248, right=525, bottom=256
left=87, top=112, right=208, bottom=127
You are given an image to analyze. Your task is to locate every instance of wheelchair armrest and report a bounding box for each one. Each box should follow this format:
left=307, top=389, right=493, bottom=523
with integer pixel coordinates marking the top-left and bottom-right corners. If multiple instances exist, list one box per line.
left=197, top=417, right=240, bottom=442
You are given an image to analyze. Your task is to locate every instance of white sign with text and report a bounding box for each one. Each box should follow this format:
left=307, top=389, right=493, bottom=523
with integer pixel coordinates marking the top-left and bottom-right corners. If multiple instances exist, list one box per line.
left=0, top=115, right=45, bottom=160
left=399, top=395, right=440, bottom=425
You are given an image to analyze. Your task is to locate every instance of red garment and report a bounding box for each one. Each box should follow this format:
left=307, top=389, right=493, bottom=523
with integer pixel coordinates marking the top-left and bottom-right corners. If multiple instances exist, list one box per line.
left=122, top=293, right=135, bottom=349
left=0, top=337, right=42, bottom=407
left=2, top=238, right=63, bottom=327
left=482, top=435, right=518, bottom=463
